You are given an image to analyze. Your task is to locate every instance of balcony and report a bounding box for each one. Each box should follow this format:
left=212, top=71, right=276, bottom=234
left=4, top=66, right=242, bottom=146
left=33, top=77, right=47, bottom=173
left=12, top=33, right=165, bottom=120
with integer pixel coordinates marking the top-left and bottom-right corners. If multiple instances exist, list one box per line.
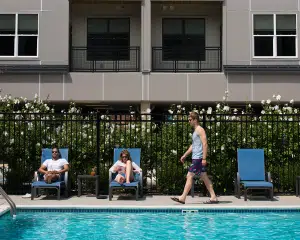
left=152, top=47, right=222, bottom=72
left=70, top=47, right=140, bottom=72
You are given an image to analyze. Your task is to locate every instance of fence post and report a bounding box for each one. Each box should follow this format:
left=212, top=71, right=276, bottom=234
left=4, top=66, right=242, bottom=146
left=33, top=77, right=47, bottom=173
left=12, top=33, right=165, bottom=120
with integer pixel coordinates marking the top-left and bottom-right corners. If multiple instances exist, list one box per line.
left=202, top=112, right=206, bottom=129
left=96, top=112, right=100, bottom=175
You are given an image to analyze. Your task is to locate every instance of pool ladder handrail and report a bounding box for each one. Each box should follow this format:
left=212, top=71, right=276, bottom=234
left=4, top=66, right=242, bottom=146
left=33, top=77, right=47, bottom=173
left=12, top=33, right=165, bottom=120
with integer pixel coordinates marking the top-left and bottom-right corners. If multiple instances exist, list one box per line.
left=0, top=186, right=17, bottom=217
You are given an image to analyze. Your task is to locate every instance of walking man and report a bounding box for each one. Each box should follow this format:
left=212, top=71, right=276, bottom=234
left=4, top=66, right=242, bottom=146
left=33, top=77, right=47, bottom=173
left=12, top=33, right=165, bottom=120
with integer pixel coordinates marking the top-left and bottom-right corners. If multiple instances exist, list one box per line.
left=171, top=111, right=218, bottom=204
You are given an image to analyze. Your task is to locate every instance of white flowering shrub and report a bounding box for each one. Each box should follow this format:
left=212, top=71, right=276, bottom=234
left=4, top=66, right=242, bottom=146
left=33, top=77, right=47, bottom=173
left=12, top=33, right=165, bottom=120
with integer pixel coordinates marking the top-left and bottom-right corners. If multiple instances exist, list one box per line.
left=1, top=90, right=299, bottom=194
left=163, top=92, right=300, bottom=194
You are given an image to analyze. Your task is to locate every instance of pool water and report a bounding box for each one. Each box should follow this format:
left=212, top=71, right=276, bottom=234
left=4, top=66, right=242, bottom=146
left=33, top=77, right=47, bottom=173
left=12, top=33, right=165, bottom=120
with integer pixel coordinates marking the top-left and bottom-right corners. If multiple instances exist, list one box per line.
left=1, top=210, right=300, bottom=240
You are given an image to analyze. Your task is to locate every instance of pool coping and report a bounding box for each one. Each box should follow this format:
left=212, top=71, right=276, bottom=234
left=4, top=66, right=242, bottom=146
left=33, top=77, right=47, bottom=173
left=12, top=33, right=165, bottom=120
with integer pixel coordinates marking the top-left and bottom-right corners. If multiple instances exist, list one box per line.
left=0, top=204, right=299, bottom=216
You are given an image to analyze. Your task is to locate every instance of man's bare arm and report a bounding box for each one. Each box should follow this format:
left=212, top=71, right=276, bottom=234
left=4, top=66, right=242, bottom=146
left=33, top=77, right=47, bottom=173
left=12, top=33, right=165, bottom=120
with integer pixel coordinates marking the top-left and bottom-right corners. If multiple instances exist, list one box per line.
left=183, top=145, right=192, bottom=158
left=38, top=165, right=48, bottom=174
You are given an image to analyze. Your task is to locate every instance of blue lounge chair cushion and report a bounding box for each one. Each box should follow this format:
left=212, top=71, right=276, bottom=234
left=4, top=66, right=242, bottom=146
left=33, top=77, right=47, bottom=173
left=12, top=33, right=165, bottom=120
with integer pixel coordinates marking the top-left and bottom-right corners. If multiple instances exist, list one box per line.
left=109, top=181, right=139, bottom=187
left=241, top=181, right=273, bottom=188
left=32, top=181, right=64, bottom=187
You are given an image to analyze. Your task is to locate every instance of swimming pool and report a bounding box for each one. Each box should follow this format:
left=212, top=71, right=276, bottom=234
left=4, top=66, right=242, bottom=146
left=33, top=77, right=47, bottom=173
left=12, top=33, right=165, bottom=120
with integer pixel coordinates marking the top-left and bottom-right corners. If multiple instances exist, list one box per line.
left=1, top=208, right=300, bottom=240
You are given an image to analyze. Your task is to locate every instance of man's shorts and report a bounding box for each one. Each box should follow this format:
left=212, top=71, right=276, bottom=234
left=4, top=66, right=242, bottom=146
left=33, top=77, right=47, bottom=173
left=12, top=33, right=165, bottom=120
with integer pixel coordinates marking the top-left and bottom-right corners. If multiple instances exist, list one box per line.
left=188, top=159, right=206, bottom=176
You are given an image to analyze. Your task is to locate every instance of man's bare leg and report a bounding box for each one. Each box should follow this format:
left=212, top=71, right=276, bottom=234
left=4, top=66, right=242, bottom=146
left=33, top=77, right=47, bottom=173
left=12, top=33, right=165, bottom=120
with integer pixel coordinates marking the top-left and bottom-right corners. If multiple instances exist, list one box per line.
left=178, top=172, right=195, bottom=203
left=46, top=174, right=59, bottom=184
left=200, top=172, right=217, bottom=201
left=125, top=160, right=134, bottom=183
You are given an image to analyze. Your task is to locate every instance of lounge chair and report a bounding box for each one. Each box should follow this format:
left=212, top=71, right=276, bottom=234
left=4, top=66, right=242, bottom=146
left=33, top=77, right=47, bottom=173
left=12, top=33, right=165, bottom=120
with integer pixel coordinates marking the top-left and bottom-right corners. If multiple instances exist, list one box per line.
left=235, top=148, right=273, bottom=201
left=31, top=148, right=69, bottom=200
left=109, top=148, right=143, bottom=201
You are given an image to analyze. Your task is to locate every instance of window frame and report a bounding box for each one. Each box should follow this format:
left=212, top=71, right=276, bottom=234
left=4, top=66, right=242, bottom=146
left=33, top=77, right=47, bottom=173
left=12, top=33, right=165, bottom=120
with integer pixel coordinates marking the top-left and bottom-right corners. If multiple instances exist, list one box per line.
left=252, top=13, right=298, bottom=59
left=0, top=13, right=39, bottom=58
left=161, top=17, right=206, bottom=61
left=86, top=17, right=130, bottom=61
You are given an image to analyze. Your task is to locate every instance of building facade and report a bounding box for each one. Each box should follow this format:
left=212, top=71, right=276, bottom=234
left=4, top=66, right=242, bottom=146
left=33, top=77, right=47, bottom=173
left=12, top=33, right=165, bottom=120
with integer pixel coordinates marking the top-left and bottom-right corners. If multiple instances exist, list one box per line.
left=0, top=0, right=300, bottom=111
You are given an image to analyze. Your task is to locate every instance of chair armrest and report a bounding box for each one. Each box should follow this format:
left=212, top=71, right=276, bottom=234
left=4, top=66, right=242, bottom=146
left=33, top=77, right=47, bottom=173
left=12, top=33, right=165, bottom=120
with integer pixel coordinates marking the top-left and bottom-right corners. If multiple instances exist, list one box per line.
left=109, top=171, right=112, bottom=184
left=236, top=172, right=241, bottom=185
left=267, top=172, right=272, bottom=182
left=139, top=171, right=143, bottom=189
left=33, top=171, right=38, bottom=182
left=64, top=171, right=68, bottom=188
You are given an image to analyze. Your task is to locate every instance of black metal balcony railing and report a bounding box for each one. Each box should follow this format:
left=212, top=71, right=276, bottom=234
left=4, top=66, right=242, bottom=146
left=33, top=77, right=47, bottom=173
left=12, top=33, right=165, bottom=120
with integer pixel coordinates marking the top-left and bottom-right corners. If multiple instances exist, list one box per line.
left=152, top=47, right=222, bottom=72
left=71, top=46, right=140, bottom=72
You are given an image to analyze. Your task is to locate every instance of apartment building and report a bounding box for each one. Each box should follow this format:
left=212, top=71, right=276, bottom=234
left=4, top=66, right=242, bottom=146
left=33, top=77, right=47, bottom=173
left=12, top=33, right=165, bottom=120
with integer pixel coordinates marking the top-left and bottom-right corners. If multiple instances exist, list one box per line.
left=0, top=0, right=299, bottom=112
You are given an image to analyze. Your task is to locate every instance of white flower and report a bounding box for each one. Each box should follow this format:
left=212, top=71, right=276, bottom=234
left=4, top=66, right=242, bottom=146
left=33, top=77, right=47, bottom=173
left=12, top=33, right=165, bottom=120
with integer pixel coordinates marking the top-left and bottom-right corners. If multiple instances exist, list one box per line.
left=207, top=107, right=212, bottom=115
left=233, top=108, right=238, bottom=113
left=223, top=106, right=230, bottom=111
left=248, top=104, right=251, bottom=108
left=168, top=110, right=173, bottom=114
left=273, top=94, right=276, bottom=98
left=171, top=150, right=177, bottom=155
left=290, top=99, right=294, bottom=104
left=266, top=99, right=271, bottom=104
left=222, top=96, right=226, bottom=101
left=276, top=95, right=281, bottom=101
left=289, top=118, right=293, bottom=121
left=3, top=131, right=8, bottom=136
left=221, top=145, right=225, bottom=151
left=274, top=105, right=279, bottom=110
left=216, top=104, right=220, bottom=109
left=294, top=109, right=298, bottom=113
left=177, top=105, right=181, bottom=109
left=34, top=93, right=38, bottom=99
left=146, top=108, right=151, bottom=113
left=261, top=110, right=265, bottom=114
left=261, top=100, right=265, bottom=104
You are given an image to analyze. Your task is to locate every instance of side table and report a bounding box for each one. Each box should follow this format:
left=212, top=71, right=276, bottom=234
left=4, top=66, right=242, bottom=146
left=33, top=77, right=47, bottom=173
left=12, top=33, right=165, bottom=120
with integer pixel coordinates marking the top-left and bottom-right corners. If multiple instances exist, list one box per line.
left=296, top=176, right=300, bottom=197
left=77, top=175, right=100, bottom=197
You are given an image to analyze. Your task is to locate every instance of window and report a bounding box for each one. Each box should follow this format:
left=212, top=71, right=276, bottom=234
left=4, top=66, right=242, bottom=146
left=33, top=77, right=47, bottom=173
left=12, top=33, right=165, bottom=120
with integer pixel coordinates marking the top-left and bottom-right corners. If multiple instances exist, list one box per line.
left=0, top=14, right=38, bottom=57
left=253, top=14, right=297, bottom=57
left=87, top=18, right=130, bottom=61
left=162, top=18, right=205, bottom=61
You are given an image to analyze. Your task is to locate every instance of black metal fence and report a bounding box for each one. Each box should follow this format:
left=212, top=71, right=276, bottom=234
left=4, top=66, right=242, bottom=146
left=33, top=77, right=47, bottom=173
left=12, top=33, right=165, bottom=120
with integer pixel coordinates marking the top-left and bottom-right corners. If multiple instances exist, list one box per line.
left=1, top=112, right=300, bottom=195
left=71, top=46, right=140, bottom=72
left=152, top=47, right=222, bottom=72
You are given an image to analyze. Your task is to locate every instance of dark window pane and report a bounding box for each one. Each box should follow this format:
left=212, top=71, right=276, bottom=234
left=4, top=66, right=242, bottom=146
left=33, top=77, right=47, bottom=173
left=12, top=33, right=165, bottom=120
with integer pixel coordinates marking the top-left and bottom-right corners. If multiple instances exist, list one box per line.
left=254, top=15, right=273, bottom=35
left=18, top=36, right=37, bottom=56
left=0, top=14, right=15, bottom=34
left=87, top=18, right=130, bottom=60
left=18, top=14, right=38, bottom=34
left=0, top=36, right=14, bottom=56
left=277, top=36, right=296, bottom=56
left=87, top=19, right=107, bottom=34
left=87, top=33, right=129, bottom=60
left=254, top=36, right=273, bottom=56
left=162, top=36, right=205, bottom=61
left=109, top=19, right=129, bottom=33
left=276, top=15, right=296, bottom=35
left=185, top=19, right=205, bottom=35
left=163, top=19, right=183, bottom=34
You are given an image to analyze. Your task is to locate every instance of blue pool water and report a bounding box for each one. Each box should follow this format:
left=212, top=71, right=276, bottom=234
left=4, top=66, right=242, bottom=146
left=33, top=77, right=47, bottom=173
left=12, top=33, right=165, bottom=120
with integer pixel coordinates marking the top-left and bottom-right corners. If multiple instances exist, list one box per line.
left=1, top=209, right=300, bottom=240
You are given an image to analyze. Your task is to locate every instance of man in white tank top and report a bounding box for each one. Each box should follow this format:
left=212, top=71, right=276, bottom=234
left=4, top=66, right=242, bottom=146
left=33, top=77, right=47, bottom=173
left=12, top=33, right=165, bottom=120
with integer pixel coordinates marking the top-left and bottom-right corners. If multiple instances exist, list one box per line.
left=171, top=112, right=218, bottom=204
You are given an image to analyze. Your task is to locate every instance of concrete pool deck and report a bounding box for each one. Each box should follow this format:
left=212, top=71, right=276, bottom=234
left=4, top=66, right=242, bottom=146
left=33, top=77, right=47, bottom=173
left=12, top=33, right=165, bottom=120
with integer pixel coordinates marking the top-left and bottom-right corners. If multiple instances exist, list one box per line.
left=0, top=194, right=300, bottom=214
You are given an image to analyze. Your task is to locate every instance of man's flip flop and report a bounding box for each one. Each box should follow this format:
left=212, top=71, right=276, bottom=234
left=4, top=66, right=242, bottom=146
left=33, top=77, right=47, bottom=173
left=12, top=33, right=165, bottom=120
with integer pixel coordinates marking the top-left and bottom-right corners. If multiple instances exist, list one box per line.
left=203, top=199, right=219, bottom=204
left=171, top=197, right=185, bottom=204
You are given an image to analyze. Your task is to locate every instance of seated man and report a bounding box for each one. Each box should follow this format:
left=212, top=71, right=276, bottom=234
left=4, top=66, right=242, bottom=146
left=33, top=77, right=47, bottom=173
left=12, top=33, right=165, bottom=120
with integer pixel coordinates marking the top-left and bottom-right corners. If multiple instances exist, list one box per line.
left=38, top=147, right=69, bottom=184
left=109, top=149, right=142, bottom=184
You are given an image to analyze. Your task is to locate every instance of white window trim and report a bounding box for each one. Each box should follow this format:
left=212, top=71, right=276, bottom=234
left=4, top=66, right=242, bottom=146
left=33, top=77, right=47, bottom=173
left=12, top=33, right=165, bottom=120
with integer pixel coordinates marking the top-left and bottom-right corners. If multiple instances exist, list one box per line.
left=0, top=13, right=39, bottom=58
left=252, top=13, right=298, bottom=59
